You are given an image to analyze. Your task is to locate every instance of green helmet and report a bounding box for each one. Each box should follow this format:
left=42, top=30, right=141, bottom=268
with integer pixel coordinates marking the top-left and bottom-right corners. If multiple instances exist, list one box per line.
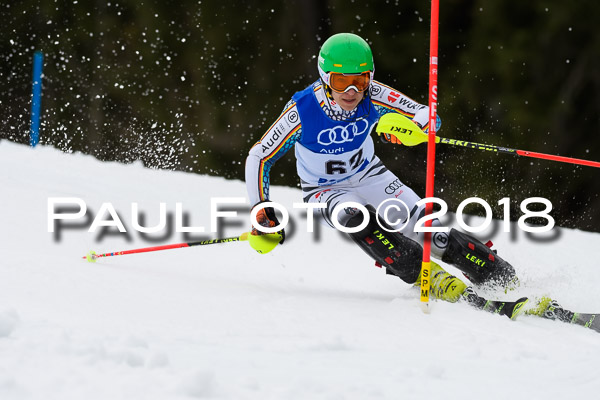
left=318, top=33, right=374, bottom=84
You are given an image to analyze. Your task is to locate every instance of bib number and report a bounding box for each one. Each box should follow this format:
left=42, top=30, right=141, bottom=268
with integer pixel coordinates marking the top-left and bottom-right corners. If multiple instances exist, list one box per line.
left=325, top=149, right=365, bottom=175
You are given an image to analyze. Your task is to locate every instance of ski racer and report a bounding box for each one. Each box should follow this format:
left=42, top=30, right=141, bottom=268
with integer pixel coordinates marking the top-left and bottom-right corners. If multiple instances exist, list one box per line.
left=245, top=32, right=526, bottom=316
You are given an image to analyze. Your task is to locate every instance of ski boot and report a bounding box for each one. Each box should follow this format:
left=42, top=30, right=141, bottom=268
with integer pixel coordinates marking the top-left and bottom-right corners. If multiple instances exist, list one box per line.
left=415, top=262, right=528, bottom=319
left=415, top=261, right=467, bottom=303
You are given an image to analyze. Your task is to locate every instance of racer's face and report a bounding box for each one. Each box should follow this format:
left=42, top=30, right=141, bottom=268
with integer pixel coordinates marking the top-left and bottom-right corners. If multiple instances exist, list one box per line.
left=331, top=88, right=364, bottom=111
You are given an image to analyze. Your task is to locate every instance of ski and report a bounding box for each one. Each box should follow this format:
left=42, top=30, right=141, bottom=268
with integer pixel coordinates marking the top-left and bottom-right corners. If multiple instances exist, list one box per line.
left=462, top=287, right=529, bottom=320
left=526, top=297, right=600, bottom=333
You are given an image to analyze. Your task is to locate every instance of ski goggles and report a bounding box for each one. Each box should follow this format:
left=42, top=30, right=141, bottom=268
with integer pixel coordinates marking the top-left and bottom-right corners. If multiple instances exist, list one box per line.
left=328, top=71, right=372, bottom=93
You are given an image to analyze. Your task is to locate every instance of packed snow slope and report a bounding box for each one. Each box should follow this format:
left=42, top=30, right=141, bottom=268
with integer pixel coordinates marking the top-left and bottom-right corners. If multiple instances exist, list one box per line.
left=1, top=140, right=599, bottom=400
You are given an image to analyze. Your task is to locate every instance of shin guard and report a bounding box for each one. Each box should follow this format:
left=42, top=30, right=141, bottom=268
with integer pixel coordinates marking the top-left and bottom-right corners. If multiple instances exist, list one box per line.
left=441, top=228, right=517, bottom=287
left=345, top=208, right=422, bottom=284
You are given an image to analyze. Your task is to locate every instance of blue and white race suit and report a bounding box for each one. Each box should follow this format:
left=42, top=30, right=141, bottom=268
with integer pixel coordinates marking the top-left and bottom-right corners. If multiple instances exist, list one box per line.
left=245, top=80, right=445, bottom=254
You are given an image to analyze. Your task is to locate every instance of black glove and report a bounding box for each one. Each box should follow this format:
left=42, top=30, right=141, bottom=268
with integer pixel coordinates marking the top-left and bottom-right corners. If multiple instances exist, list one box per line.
left=251, top=203, right=285, bottom=244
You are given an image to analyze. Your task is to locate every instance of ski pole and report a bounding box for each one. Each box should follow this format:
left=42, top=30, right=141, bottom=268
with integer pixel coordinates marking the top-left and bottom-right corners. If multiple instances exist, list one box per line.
left=83, top=232, right=250, bottom=262
left=376, top=112, right=600, bottom=168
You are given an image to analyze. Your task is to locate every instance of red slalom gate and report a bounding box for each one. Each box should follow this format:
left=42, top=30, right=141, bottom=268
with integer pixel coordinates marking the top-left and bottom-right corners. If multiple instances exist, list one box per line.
left=420, top=0, right=440, bottom=313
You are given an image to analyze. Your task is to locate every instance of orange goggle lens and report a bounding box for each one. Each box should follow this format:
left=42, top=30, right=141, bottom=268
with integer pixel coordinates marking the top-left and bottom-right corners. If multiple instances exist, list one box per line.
left=329, top=72, right=371, bottom=93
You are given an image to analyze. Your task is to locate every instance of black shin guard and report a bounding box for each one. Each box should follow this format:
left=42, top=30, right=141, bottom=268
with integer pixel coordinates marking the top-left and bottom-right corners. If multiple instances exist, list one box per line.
left=345, top=208, right=422, bottom=284
left=441, top=228, right=517, bottom=286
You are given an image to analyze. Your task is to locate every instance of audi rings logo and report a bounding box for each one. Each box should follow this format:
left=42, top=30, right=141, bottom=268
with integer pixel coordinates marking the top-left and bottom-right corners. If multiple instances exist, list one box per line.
left=317, top=119, right=370, bottom=146
left=384, top=179, right=404, bottom=194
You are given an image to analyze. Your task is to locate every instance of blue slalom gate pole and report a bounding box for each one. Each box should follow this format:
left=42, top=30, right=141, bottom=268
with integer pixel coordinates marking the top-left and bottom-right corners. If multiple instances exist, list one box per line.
left=30, top=51, right=44, bottom=147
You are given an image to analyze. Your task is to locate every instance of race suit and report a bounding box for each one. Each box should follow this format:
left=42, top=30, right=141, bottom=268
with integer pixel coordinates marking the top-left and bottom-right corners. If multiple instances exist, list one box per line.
left=245, top=79, right=444, bottom=253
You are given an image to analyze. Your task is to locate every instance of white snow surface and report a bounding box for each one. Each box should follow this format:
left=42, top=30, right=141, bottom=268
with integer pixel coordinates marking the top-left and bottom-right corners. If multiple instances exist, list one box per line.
left=1, top=140, right=599, bottom=400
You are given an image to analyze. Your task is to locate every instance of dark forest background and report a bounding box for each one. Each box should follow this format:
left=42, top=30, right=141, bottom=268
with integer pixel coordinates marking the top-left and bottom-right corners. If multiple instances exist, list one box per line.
left=1, top=0, right=599, bottom=231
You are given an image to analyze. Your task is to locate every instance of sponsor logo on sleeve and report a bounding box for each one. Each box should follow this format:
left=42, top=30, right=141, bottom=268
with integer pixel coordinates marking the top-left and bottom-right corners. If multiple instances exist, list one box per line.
left=387, top=91, right=400, bottom=103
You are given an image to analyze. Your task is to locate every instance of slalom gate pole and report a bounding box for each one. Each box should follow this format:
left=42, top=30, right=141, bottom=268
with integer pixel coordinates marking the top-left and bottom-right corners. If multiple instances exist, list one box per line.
left=420, top=0, right=440, bottom=314
left=30, top=51, right=43, bottom=147
left=83, top=232, right=249, bottom=262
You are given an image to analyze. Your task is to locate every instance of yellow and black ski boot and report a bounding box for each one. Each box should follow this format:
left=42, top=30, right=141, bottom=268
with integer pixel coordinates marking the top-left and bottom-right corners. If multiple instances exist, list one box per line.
left=415, top=261, right=467, bottom=303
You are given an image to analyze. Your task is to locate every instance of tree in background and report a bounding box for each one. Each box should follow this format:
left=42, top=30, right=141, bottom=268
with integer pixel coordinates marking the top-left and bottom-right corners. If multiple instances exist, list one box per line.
left=1, top=0, right=598, bottom=230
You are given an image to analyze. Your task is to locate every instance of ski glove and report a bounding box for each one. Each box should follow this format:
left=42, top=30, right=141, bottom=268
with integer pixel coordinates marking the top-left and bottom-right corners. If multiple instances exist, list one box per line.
left=380, top=132, right=403, bottom=145
left=251, top=202, right=285, bottom=244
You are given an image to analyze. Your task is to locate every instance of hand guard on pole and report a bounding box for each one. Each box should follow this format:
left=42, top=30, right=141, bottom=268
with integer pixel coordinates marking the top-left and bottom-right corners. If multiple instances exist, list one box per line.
left=379, top=118, right=423, bottom=145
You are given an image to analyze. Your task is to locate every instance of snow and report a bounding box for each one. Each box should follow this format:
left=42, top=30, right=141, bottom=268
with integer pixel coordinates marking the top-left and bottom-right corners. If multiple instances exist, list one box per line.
left=1, top=140, right=599, bottom=400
